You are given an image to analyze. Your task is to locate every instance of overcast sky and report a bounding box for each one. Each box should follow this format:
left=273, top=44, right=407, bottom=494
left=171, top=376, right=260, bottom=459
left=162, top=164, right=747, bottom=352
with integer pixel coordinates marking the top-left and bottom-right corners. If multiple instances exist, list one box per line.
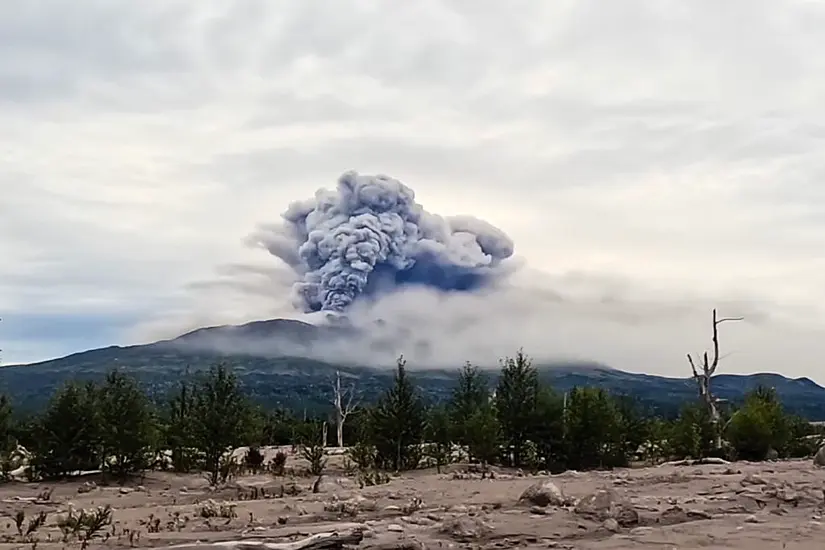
left=2, top=1, right=825, bottom=380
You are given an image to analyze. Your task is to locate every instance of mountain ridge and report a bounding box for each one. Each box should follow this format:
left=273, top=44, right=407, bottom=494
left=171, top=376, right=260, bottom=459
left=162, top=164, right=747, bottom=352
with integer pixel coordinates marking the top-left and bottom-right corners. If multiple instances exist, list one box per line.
left=3, top=317, right=825, bottom=419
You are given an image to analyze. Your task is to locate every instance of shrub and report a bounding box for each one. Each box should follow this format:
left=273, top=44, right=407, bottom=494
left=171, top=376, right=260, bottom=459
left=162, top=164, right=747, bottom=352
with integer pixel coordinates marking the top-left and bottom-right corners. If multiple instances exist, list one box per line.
left=268, top=450, right=287, bottom=476
left=244, top=447, right=265, bottom=473
left=727, top=387, right=789, bottom=461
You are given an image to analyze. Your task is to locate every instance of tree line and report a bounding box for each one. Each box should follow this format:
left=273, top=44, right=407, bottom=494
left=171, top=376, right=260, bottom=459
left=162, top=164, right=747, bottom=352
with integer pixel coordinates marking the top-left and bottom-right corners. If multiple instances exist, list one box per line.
left=0, top=350, right=820, bottom=485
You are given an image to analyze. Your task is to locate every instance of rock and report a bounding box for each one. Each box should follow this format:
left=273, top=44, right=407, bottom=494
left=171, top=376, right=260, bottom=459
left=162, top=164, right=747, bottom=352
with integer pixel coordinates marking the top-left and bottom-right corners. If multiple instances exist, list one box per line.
left=574, top=488, right=639, bottom=526
left=402, top=516, right=436, bottom=526
left=518, top=480, right=568, bottom=507
left=813, top=445, right=825, bottom=467
left=744, top=514, right=763, bottom=523
left=766, top=448, right=779, bottom=461
left=657, top=506, right=690, bottom=526
left=529, top=506, right=548, bottom=515
left=324, top=495, right=377, bottom=516
left=387, top=524, right=404, bottom=532
left=687, top=509, right=713, bottom=520
left=602, top=518, right=619, bottom=532
left=438, top=516, right=493, bottom=541
left=774, top=487, right=799, bottom=505
left=77, top=481, right=96, bottom=494
left=119, top=487, right=133, bottom=494
left=741, top=474, right=768, bottom=486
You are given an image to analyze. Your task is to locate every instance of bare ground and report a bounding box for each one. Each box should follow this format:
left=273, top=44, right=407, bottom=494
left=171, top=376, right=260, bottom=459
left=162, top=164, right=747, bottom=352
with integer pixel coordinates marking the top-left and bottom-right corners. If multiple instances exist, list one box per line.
left=0, top=452, right=823, bottom=550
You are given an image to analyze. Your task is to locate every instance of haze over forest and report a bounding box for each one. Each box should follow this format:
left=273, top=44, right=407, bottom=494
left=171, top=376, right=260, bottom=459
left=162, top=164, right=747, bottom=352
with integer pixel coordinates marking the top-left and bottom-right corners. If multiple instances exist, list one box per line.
left=2, top=1, right=825, bottom=381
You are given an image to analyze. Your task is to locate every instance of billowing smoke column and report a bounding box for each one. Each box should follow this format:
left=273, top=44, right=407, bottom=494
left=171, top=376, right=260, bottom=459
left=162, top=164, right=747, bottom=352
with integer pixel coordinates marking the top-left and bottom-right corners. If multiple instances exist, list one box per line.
left=249, top=171, right=515, bottom=313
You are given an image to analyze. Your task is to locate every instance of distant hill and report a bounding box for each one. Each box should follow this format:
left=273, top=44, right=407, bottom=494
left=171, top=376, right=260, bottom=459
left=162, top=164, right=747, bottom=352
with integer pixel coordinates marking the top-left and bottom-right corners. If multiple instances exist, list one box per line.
left=2, top=318, right=825, bottom=419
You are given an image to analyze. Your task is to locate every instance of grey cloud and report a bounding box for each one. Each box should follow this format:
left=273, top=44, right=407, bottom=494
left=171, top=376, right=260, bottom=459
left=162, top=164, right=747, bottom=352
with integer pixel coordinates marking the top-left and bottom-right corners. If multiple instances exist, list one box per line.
left=3, top=0, right=825, bottom=376
left=0, top=2, right=194, bottom=104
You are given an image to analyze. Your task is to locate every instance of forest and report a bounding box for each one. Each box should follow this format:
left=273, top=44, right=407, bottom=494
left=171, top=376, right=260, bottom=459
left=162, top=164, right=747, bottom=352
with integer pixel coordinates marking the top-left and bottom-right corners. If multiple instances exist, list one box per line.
left=0, top=349, right=821, bottom=486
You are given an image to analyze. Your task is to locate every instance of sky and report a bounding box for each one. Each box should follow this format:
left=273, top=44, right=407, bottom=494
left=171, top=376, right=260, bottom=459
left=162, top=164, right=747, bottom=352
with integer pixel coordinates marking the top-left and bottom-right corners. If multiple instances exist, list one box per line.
left=2, top=0, right=825, bottom=379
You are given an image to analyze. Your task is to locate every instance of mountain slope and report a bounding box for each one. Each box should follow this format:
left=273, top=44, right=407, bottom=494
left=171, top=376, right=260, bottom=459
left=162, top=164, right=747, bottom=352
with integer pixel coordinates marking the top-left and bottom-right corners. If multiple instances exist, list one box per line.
left=3, top=318, right=825, bottom=419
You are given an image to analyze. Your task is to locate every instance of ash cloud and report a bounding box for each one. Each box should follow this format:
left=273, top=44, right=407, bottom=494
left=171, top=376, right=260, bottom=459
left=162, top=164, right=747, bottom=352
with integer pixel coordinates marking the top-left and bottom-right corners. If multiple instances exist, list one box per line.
left=135, top=172, right=815, bottom=378
left=246, top=171, right=516, bottom=312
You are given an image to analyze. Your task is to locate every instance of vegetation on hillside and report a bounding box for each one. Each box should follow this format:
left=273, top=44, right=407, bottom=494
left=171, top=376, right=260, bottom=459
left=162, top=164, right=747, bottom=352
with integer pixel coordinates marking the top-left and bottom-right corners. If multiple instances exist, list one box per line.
left=0, top=351, right=821, bottom=483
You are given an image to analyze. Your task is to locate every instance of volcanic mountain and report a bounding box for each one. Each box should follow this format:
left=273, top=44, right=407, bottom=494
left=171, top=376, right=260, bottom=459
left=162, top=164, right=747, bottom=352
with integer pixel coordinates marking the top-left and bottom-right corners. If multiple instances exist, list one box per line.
left=2, top=318, right=825, bottom=419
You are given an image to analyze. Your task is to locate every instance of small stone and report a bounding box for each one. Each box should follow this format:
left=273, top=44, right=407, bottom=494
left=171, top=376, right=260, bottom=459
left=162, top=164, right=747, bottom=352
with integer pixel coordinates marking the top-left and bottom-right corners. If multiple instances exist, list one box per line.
left=387, top=524, right=404, bottom=532
left=602, top=518, right=619, bottom=532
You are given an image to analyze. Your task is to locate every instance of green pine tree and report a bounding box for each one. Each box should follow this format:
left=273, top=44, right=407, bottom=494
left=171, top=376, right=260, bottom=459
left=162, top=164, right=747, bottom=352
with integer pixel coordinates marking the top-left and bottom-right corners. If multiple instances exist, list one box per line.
left=448, top=363, right=490, bottom=444
left=424, top=405, right=452, bottom=472
left=97, top=370, right=157, bottom=479
left=495, top=350, right=539, bottom=466
left=165, top=376, right=197, bottom=472
left=31, top=381, right=101, bottom=479
left=190, top=363, right=249, bottom=485
left=465, top=403, right=500, bottom=476
left=369, top=356, right=426, bottom=471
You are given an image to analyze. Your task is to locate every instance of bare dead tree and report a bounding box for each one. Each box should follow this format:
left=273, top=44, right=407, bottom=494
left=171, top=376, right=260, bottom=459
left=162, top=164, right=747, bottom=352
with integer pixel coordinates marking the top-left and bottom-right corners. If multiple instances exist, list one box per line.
left=686, top=308, right=743, bottom=448
left=329, top=370, right=360, bottom=448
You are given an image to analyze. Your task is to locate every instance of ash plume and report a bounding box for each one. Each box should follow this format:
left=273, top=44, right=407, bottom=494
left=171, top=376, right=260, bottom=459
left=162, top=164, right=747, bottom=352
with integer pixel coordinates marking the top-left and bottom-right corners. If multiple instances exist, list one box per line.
left=247, top=171, right=516, bottom=312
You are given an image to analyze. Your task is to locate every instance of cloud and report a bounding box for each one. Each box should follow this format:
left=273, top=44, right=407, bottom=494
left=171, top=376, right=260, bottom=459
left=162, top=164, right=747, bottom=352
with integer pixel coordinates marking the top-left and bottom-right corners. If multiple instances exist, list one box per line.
left=2, top=0, right=825, bottom=380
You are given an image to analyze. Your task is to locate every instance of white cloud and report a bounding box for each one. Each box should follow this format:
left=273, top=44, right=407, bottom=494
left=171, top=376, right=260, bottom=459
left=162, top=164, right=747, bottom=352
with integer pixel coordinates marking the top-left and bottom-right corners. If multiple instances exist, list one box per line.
left=2, top=0, right=825, bottom=380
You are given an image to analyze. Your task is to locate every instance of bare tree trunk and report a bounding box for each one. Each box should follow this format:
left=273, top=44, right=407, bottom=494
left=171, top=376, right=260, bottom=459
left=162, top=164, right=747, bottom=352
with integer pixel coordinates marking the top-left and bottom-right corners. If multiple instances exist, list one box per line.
left=686, top=308, right=743, bottom=450
left=330, top=371, right=359, bottom=448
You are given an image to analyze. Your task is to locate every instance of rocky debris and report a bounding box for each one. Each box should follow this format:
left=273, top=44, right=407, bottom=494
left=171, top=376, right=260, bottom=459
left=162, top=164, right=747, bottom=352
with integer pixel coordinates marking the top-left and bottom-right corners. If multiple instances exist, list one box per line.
left=77, top=481, right=97, bottom=494
left=438, top=515, right=494, bottom=541
left=573, top=488, right=639, bottom=526
left=814, top=444, right=825, bottom=466
left=740, top=474, right=768, bottom=486
left=686, top=509, right=713, bottom=520
left=323, top=495, right=377, bottom=516
left=518, top=479, right=569, bottom=507
left=602, top=518, right=619, bottom=532
left=401, top=515, right=436, bottom=526
left=657, top=505, right=690, bottom=525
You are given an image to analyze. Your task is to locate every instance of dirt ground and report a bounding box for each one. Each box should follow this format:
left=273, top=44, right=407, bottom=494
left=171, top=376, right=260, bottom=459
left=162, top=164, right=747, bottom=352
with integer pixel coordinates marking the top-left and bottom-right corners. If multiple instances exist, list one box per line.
left=0, top=451, right=823, bottom=550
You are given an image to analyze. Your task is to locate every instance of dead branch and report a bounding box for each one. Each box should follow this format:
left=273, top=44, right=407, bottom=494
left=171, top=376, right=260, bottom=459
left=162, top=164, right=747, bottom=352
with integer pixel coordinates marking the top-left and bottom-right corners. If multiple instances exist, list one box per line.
left=686, top=308, right=743, bottom=381
left=154, top=528, right=365, bottom=550
left=685, top=308, right=743, bottom=447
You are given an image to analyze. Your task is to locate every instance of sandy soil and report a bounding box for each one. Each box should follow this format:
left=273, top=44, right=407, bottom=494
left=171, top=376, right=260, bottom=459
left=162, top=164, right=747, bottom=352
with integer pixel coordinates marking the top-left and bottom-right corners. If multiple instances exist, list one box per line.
left=0, top=451, right=823, bottom=550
